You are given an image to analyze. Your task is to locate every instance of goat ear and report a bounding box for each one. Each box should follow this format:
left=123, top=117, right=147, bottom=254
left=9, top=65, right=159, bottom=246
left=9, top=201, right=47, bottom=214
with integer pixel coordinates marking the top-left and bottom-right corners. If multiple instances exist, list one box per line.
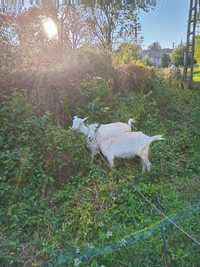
left=82, top=117, right=88, bottom=122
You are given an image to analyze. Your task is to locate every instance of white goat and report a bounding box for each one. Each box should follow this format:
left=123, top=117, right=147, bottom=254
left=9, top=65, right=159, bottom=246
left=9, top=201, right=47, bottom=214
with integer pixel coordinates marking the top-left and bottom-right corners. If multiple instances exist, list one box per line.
left=98, top=132, right=164, bottom=172
left=71, top=116, right=134, bottom=159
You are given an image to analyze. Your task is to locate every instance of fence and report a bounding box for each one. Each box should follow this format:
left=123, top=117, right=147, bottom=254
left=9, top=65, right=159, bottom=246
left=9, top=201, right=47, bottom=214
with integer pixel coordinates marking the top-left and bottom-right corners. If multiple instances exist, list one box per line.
left=45, top=185, right=200, bottom=267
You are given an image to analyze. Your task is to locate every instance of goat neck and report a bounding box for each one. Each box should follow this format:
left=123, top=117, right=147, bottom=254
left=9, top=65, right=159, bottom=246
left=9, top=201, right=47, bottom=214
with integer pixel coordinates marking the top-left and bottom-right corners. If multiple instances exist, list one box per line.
left=79, top=123, right=89, bottom=137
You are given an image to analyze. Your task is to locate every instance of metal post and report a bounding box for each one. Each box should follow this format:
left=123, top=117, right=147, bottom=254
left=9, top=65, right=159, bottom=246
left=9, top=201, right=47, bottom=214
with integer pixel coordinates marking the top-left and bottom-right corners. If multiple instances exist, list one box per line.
left=183, top=0, right=200, bottom=87
left=156, top=194, right=171, bottom=267
left=183, top=0, right=193, bottom=82
left=189, top=0, right=198, bottom=87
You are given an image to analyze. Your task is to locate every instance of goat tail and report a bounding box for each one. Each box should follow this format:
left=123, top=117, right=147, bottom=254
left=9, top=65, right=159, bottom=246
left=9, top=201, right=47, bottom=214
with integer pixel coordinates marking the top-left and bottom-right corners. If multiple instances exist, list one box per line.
left=128, top=118, right=135, bottom=130
left=150, top=135, right=165, bottom=142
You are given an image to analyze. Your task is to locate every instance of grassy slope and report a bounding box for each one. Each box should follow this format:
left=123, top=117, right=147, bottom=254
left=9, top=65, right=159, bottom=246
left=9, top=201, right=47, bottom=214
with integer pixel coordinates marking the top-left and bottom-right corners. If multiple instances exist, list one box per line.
left=0, top=78, right=200, bottom=267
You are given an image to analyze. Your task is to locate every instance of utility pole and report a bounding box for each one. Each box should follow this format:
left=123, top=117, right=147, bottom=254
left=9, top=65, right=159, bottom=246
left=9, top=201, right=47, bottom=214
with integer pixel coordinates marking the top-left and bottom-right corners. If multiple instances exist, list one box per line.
left=183, top=0, right=200, bottom=87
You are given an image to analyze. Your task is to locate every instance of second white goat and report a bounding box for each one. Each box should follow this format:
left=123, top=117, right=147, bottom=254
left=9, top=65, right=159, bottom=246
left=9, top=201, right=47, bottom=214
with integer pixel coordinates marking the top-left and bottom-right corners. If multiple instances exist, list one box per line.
left=98, top=132, right=165, bottom=172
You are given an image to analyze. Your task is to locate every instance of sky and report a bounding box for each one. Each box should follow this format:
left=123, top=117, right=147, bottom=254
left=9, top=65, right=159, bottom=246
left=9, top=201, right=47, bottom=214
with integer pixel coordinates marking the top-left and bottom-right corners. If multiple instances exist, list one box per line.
left=140, top=0, right=189, bottom=49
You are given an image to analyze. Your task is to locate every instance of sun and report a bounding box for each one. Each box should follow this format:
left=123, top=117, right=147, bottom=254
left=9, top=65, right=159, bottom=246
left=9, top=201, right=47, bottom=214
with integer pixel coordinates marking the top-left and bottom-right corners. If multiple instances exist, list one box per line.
left=42, top=17, right=58, bottom=40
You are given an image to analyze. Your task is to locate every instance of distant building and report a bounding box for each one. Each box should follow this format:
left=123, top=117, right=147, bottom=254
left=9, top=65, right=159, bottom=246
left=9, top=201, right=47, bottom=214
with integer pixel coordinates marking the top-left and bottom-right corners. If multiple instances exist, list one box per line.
left=141, top=48, right=173, bottom=67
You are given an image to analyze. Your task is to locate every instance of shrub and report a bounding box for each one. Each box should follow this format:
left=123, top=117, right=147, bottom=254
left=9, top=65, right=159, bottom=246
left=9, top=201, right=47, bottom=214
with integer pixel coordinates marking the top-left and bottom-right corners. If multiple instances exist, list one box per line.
left=113, top=43, right=141, bottom=65
left=0, top=93, right=90, bottom=189
left=0, top=48, right=115, bottom=125
left=113, top=64, right=154, bottom=93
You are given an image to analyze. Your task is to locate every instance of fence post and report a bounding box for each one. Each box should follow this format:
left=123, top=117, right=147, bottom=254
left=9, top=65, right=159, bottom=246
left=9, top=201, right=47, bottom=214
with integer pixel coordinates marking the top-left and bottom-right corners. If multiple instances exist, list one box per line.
left=155, top=194, right=171, bottom=267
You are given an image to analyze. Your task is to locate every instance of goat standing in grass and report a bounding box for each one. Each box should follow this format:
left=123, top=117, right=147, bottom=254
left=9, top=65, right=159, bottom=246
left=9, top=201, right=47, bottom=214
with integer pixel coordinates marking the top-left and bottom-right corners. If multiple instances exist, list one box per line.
left=71, top=116, right=134, bottom=160
left=72, top=116, right=164, bottom=172
left=98, top=132, right=164, bottom=172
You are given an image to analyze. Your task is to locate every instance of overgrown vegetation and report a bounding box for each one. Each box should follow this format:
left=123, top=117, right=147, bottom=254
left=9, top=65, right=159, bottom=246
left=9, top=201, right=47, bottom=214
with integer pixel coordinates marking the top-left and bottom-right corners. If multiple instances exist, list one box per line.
left=1, top=72, right=200, bottom=266
left=1, top=1, right=200, bottom=266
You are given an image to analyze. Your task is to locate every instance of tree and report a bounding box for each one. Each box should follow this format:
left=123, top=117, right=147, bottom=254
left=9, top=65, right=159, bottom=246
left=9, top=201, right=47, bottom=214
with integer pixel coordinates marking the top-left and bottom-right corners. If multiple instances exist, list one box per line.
left=82, top=0, right=156, bottom=49
left=132, top=14, right=143, bottom=44
left=0, top=0, right=67, bottom=12
left=161, top=53, right=171, bottom=68
left=61, top=5, right=90, bottom=49
left=148, top=42, right=161, bottom=51
left=114, top=43, right=141, bottom=65
left=171, top=44, right=187, bottom=66
left=0, top=1, right=86, bottom=49
left=1, top=0, right=157, bottom=50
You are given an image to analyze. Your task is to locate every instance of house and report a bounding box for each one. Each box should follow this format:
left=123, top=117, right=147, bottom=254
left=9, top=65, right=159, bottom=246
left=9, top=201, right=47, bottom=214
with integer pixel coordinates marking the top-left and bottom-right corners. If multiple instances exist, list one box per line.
left=141, top=48, right=173, bottom=67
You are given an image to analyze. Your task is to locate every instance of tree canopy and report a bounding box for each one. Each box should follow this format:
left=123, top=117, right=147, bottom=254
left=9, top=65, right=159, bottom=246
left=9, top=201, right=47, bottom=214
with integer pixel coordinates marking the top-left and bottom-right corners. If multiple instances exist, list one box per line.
left=1, top=0, right=156, bottom=49
left=171, top=44, right=186, bottom=66
left=148, top=42, right=161, bottom=51
left=1, top=0, right=156, bottom=11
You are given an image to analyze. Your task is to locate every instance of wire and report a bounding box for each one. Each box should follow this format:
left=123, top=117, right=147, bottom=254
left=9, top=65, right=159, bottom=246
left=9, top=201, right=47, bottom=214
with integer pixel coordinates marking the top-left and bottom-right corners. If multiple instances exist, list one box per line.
left=132, top=185, right=200, bottom=247
left=45, top=194, right=200, bottom=266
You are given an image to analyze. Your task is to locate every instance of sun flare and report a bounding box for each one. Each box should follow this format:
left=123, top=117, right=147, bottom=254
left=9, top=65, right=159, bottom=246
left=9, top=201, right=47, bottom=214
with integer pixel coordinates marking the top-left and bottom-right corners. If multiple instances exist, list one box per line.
left=42, top=17, right=58, bottom=40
